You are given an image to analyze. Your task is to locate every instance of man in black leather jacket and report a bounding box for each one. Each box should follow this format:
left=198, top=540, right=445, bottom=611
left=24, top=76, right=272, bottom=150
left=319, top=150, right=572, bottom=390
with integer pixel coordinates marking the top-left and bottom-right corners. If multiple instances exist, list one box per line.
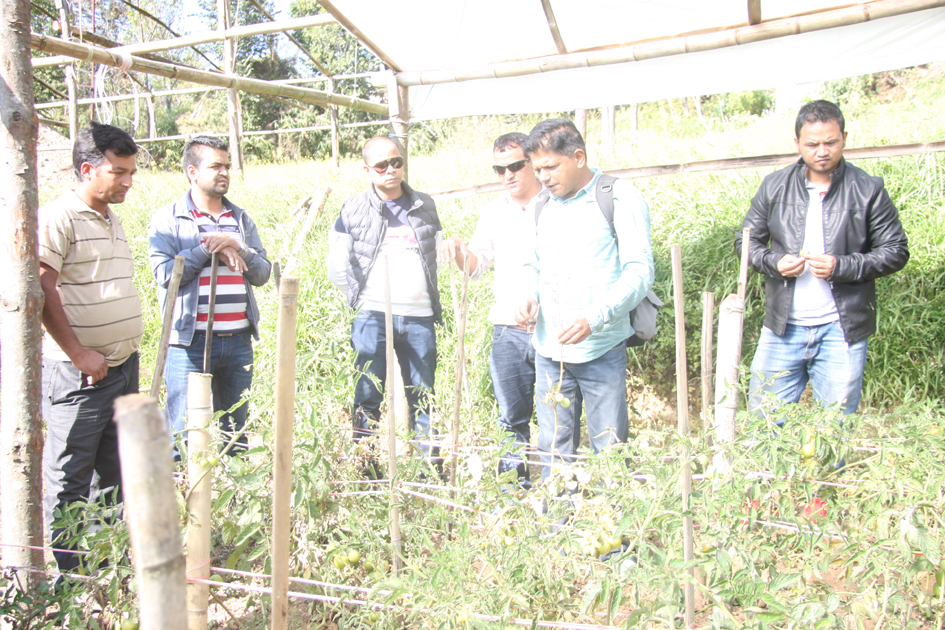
left=735, top=100, right=909, bottom=423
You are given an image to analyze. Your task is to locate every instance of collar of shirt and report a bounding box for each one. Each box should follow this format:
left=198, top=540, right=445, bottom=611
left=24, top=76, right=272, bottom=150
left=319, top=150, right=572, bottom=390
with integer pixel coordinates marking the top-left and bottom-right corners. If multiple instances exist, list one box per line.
left=549, top=168, right=602, bottom=205
left=186, top=190, right=235, bottom=219
left=70, top=190, right=113, bottom=224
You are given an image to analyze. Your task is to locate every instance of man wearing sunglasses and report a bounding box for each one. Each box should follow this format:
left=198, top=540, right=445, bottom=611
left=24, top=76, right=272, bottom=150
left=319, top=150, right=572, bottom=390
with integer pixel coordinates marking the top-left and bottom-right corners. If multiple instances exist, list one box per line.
left=515, top=119, right=654, bottom=480
left=438, top=132, right=578, bottom=489
left=328, top=136, right=443, bottom=474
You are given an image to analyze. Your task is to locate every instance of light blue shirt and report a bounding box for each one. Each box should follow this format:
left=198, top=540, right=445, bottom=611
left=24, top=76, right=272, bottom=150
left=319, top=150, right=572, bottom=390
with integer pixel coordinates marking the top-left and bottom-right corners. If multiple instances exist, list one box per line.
left=522, top=169, right=654, bottom=363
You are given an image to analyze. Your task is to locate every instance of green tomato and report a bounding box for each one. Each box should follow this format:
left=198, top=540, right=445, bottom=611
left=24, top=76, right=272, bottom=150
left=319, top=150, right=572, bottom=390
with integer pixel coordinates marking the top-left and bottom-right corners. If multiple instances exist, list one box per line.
left=205, top=456, right=220, bottom=468
left=801, top=441, right=816, bottom=458
left=560, top=397, right=571, bottom=409
left=368, top=612, right=381, bottom=623
left=209, top=574, right=224, bottom=583
left=347, top=549, right=360, bottom=564
left=120, top=621, right=139, bottom=630
left=596, top=542, right=610, bottom=556
left=332, top=555, right=348, bottom=570
left=504, top=536, right=515, bottom=547
left=554, top=392, right=564, bottom=403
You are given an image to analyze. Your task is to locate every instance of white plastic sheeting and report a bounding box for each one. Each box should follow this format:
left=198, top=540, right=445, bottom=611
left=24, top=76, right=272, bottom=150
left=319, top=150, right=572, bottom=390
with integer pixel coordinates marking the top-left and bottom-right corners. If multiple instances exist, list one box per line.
left=406, top=8, right=945, bottom=120
left=324, top=0, right=945, bottom=120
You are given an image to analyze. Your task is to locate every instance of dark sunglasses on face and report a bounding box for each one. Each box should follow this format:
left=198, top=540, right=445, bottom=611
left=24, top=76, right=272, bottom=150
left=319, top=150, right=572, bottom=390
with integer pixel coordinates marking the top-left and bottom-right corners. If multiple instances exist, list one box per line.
left=492, top=159, right=529, bottom=176
left=370, top=157, right=405, bottom=173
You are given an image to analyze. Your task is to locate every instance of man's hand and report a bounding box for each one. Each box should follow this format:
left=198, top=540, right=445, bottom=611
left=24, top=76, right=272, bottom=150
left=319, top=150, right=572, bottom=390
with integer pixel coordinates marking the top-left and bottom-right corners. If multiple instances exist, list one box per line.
left=72, top=348, right=108, bottom=385
left=804, top=253, right=836, bottom=279
left=515, top=298, right=538, bottom=325
left=436, top=236, right=477, bottom=274
left=437, top=237, right=465, bottom=264
left=218, top=246, right=248, bottom=273
left=203, top=233, right=243, bottom=255
left=777, top=254, right=806, bottom=278
left=558, top=317, right=591, bottom=345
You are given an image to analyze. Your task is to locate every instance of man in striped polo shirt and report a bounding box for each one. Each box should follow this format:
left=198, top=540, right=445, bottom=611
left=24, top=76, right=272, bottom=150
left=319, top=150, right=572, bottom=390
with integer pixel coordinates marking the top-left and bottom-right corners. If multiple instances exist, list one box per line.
left=38, top=122, right=143, bottom=579
left=149, top=136, right=271, bottom=457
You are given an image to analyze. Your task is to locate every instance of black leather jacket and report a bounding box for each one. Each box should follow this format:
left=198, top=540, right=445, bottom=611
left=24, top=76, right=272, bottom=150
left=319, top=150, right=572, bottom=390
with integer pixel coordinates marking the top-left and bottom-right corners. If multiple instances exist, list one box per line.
left=735, top=158, right=909, bottom=344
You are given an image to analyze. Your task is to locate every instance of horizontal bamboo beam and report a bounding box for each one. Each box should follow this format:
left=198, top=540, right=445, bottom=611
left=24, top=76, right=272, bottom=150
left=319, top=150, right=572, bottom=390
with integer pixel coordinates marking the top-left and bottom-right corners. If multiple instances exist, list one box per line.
left=429, top=140, right=945, bottom=200
left=398, top=0, right=945, bottom=86
left=122, top=119, right=390, bottom=144
left=34, top=72, right=379, bottom=110
left=29, top=33, right=389, bottom=115
left=316, top=0, right=401, bottom=72
left=32, top=13, right=337, bottom=68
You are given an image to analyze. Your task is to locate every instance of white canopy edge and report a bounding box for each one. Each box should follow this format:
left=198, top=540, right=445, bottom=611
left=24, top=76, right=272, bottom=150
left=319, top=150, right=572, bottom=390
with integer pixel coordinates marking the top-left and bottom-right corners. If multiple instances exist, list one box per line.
left=408, top=8, right=945, bottom=120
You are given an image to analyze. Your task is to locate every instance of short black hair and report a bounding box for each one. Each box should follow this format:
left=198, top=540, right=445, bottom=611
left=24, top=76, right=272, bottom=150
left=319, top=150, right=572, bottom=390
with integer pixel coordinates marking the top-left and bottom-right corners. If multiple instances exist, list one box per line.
left=361, top=136, right=400, bottom=163
left=182, top=136, right=229, bottom=175
left=795, top=100, right=845, bottom=138
left=72, top=121, right=137, bottom=180
left=523, top=119, right=586, bottom=157
left=494, top=132, right=528, bottom=153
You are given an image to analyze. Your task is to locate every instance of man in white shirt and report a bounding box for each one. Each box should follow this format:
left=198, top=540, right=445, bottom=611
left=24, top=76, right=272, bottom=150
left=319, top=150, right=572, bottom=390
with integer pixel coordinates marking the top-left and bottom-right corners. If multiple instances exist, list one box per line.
left=439, top=133, right=578, bottom=487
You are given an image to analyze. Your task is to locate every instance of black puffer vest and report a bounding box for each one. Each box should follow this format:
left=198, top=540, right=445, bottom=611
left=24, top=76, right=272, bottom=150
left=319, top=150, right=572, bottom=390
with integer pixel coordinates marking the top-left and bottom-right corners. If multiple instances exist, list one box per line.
left=340, top=182, right=442, bottom=323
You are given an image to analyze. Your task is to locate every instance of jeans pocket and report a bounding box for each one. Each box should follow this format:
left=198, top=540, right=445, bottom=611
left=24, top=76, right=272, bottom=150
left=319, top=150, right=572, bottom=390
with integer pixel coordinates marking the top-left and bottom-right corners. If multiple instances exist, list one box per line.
left=49, top=361, right=85, bottom=405
left=238, top=331, right=254, bottom=348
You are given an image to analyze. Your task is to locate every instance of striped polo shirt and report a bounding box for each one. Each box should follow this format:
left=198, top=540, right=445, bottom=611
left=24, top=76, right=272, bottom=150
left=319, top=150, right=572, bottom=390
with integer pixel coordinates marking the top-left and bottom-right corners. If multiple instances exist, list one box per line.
left=37, top=191, right=143, bottom=367
left=188, top=203, right=250, bottom=333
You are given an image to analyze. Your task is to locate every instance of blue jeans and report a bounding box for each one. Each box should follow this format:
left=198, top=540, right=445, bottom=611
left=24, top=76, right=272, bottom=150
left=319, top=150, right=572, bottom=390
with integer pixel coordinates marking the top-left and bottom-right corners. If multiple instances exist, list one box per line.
left=43, top=352, right=139, bottom=573
left=535, top=341, right=628, bottom=480
left=165, top=330, right=255, bottom=455
left=351, top=310, right=438, bottom=459
left=748, top=322, right=868, bottom=424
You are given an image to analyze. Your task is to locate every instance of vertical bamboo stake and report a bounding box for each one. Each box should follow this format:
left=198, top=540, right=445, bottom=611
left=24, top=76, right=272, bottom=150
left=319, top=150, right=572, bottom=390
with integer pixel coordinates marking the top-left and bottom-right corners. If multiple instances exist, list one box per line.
left=202, top=252, right=219, bottom=374
left=384, top=255, right=403, bottom=573
left=329, top=77, right=340, bottom=168
left=114, top=395, right=187, bottom=630
left=700, top=291, right=715, bottom=444
left=185, top=373, right=213, bottom=630
left=670, top=244, right=695, bottom=628
left=574, top=108, right=587, bottom=139
left=271, top=277, right=299, bottom=630
left=218, top=0, right=242, bottom=175
left=53, top=0, right=77, bottom=141
left=713, top=229, right=750, bottom=477
left=150, top=256, right=185, bottom=398
left=449, top=257, right=471, bottom=488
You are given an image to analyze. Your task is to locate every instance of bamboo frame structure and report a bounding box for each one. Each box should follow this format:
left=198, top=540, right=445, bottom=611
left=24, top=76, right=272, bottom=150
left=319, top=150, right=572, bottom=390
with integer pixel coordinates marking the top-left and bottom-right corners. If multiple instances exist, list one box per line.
left=271, top=277, right=300, bottom=630
left=29, top=33, right=388, bottom=115
left=316, top=0, right=402, bottom=72
left=396, top=0, right=945, bottom=86
left=32, top=13, right=337, bottom=68
left=114, top=395, right=187, bottom=630
left=186, top=373, right=214, bottom=630
left=670, top=244, right=695, bottom=628
left=429, top=140, right=945, bottom=200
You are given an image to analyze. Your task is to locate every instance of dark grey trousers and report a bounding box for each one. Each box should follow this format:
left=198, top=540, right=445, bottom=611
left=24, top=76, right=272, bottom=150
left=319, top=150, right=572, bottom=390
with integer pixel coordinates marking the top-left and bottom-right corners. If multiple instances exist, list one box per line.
left=42, top=352, right=139, bottom=573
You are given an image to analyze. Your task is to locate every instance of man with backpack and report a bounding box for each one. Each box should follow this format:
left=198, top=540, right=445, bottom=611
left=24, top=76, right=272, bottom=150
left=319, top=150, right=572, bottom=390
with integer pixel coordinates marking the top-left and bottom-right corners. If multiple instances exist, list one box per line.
left=515, top=119, right=654, bottom=480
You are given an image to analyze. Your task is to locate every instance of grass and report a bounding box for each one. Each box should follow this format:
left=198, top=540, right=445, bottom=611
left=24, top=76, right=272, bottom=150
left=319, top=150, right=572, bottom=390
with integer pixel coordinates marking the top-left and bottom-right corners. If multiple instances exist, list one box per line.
left=14, top=67, right=945, bottom=628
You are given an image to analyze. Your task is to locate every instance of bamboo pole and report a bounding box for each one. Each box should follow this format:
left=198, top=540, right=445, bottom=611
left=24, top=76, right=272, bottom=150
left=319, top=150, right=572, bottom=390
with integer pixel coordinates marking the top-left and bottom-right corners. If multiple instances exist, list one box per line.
left=389, top=78, right=410, bottom=180
left=185, top=374, right=213, bottom=630
left=145, top=93, right=157, bottom=140
left=29, top=33, right=389, bottom=115
left=601, top=105, right=616, bottom=152
left=574, top=108, right=586, bottom=139
left=713, top=230, right=750, bottom=478
left=396, top=0, right=945, bottom=86
left=383, top=254, right=403, bottom=574
left=285, top=187, right=331, bottom=275
left=32, top=13, right=337, bottom=68
left=35, top=73, right=383, bottom=110
left=670, top=244, right=695, bottom=628
left=114, top=395, right=187, bottom=630
left=449, top=258, right=471, bottom=488
left=203, top=253, right=219, bottom=374
left=150, top=256, right=185, bottom=399
left=329, top=78, right=340, bottom=168
left=219, top=0, right=243, bottom=175
left=316, top=0, right=402, bottom=72
left=53, top=0, right=77, bottom=142
left=700, top=292, right=715, bottom=442
left=271, top=277, right=299, bottom=630
left=539, top=0, right=568, bottom=53
left=0, top=0, right=44, bottom=592
left=428, top=139, right=945, bottom=201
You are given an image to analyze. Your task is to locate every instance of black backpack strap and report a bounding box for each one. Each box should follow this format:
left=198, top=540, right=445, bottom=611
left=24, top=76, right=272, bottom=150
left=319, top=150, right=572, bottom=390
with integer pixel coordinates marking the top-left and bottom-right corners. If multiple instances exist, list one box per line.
left=596, top=174, right=618, bottom=240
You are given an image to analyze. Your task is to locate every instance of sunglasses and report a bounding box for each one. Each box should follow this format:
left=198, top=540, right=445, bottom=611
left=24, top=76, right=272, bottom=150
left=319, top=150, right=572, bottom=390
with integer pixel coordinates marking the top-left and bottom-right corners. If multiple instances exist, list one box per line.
left=493, top=159, right=529, bottom=176
left=369, top=157, right=405, bottom=173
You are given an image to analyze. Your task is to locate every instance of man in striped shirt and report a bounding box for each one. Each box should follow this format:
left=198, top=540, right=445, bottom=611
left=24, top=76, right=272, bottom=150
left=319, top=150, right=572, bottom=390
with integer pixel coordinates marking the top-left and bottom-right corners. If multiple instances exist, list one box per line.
left=149, top=136, right=271, bottom=457
left=38, top=122, right=143, bottom=579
